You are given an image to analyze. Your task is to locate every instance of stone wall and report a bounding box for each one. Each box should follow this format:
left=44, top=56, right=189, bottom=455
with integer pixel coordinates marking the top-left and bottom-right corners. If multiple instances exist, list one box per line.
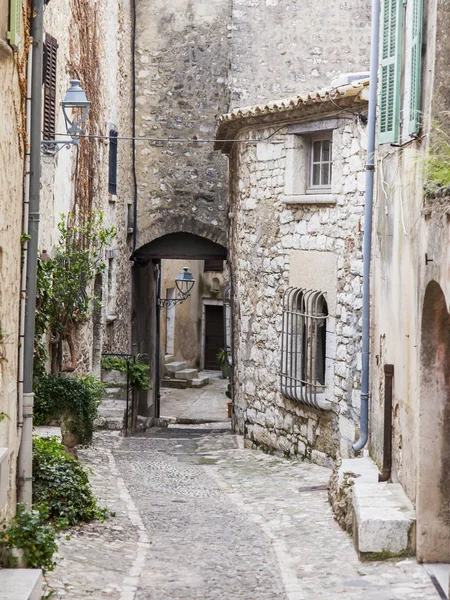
left=0, top=3, right=27, bottom=515
left=230, top=0, right=371, bottom=107
left=228, top=116, right=367, bottom=464
left=134, top=0, right=230, bottom=250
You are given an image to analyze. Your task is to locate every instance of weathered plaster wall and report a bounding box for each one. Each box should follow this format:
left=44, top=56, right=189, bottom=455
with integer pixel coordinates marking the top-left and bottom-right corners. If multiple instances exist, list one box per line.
left=369, top=0, right=450, bottom=511
left=0, top=9, right=27, bottom=514
left=41, top=0, right=134, bottom=372
left=229, top=116, right=367, bottom=464
left=160, top=259, right=228, bottom=368
left=134, top=0, right=230, bottom=249
left=230, top=0, right=371, bottom=107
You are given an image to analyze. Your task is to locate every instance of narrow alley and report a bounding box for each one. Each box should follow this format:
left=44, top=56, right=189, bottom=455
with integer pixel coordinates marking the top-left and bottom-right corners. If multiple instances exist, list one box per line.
left=43, top=415, right=440, bottom=599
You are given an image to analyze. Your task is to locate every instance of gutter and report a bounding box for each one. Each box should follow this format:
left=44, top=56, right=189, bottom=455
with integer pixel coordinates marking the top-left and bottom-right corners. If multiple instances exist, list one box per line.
left=18, top=43, right=33, bottom=439
left=352, top=0, right=380, bottom=452
left=18, top=0, right=44, bottom=507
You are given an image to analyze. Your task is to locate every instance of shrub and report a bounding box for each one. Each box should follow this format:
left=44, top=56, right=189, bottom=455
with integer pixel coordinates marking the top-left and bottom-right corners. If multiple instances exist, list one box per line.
left=101, top=354, right=152, bottom=391
left=0, top=503, right=59, bottom=572
left=32, top=436, right=107, bottom=526
left=34, top=374, right=104, bottom=444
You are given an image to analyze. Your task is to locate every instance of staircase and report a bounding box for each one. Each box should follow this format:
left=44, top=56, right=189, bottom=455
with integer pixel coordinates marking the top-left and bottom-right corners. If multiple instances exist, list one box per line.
left=162, top=361, right=210, bottom=389
left=95, top=369, right=128, bottom=430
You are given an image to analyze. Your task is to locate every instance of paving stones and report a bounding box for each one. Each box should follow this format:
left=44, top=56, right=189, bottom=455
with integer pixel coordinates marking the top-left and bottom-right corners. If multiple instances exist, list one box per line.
left=44, top=429, right=440, bottom=600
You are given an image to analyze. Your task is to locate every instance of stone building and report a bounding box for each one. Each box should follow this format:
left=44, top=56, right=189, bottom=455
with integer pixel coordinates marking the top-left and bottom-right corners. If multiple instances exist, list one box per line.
left=367, top=0, right=450, bottom=564
left=160, top=259, right=229, bottom=372
left=0, top=0, right=27, bottom=516
left=131, top=0, right=372, bottom=418
left=215, top=81, right=369, bottom=464
left=40, top=0, right=134, bottom=373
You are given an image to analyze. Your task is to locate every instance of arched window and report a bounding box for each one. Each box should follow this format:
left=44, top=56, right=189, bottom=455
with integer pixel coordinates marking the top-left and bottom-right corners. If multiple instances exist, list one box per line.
left=280, top=288, right=330, bottom=410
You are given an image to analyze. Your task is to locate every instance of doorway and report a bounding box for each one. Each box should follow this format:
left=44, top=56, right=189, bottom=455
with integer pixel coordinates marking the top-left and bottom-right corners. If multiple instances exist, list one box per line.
left=204, top=305, right=224, bottom=370
left=417, top=280, right=450, bottom=562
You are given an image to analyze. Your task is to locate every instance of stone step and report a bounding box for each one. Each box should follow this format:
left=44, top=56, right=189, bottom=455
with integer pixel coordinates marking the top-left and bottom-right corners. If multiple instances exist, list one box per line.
left=165, top=354, right=174, bottom=363
left=102, top=369, right=127, bottom=386
left=0, top=569, right=42, bottom=599
left=104, top=386, right=128, bottom=401
left=161, top=378, right=188, bottom=389
left=191, top=376, right=210, bottom=388
left=165, top=361, right=186, bottom=376
left=176, top=368, right=198, bottom=381
left=353, top=481, right=416, bottom=558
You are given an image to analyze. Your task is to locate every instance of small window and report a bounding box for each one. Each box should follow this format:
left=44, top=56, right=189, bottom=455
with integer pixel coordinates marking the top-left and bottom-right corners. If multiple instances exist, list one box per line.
left=204, top=259, right=224, bottom=273
left=108, top=129, right=118, bottom=195
left=280, top=287, right=329, bottom=410
left=309, top=137, right=332, bottom=190
left=43, top=33, right=58, bottom=142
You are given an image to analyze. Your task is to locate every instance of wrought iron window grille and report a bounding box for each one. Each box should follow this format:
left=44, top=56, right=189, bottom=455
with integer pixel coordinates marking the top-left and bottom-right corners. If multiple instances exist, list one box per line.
left=280, top=287, right=332, bottom=410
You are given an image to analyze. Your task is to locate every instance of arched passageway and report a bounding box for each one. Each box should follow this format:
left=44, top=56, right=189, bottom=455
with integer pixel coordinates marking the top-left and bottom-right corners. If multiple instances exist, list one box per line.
left=131, top=232, right=228, bottom=420
left=417, top=281, right=450, bottom=562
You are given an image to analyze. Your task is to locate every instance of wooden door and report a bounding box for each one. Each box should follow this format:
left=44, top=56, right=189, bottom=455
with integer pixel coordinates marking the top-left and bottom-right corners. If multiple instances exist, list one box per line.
left=204, top=305, right=224, bottom=370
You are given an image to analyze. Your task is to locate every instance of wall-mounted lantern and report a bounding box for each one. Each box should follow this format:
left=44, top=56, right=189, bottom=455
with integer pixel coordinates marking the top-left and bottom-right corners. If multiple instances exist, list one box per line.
left=41, top=79, right=90, bottom=152
left=158, top=267, right=196, bottom=309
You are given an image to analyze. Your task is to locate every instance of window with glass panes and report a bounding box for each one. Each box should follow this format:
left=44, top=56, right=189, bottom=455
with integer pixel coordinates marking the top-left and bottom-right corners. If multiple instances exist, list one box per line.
left=309, top=138, right=332, bottom=189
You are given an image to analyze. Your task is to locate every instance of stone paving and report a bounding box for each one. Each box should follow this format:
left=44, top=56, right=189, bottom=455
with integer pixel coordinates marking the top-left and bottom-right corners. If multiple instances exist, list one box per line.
left=44, top=426, right=441, bottom=600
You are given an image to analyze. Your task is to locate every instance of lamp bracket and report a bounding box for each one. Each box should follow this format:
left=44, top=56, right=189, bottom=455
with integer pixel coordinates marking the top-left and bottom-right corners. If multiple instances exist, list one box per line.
left=158, top=293, right=190, bottom=310
left=41, top=137, right=79, bottom=154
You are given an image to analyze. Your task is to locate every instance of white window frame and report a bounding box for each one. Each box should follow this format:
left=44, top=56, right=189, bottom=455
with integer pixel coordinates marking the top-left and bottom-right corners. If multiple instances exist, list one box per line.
left=280, top=287, right=332, bottom=411
left=282, top=118, right=338, bottom=205
left=308, top=134, right=333, bottom=193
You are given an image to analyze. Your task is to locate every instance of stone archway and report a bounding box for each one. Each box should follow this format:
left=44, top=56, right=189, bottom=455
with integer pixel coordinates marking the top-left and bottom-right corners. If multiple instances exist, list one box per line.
left=417, top=280, right=450, bottom=562
left=131, top=230, right=227, bottom=419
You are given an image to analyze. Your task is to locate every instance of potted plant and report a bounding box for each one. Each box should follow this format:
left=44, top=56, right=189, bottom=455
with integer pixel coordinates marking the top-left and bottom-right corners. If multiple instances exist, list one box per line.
left=217, top=348, right=231, bottom=379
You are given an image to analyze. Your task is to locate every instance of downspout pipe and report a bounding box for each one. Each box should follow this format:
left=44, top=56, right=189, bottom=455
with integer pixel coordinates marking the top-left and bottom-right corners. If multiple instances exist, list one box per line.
left=353, top=0, right=380, bottom=452
left=18, top=43, right=33, bottom=438
left=18, top=0, right=44, bottom=506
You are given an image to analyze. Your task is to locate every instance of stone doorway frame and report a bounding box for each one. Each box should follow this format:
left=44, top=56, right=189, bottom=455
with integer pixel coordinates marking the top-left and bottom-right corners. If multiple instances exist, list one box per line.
left=417, top=280, right=450, bottom=562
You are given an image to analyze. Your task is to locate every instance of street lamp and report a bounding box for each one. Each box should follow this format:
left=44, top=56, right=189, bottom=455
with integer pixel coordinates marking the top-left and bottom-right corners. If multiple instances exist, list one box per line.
left=41, top=79, right=90, bottom=152
left=158, top=267, right=196, bottom=309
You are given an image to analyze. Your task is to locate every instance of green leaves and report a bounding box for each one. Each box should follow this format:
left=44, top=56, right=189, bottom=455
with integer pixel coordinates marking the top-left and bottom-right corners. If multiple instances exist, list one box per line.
left=34, top=212, right=115, bottom=375
left=101, top=354, right=152, bottom=391
left=0, top=503, right=59, bottom=572
left=34, top=374, right=104, bottom=444
left=32, top=436, right=107, bottom=527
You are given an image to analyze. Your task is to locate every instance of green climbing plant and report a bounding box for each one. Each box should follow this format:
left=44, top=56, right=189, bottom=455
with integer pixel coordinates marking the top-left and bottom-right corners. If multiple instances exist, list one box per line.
left=101, top=354, right=152, bottom=391
left=34, top=212, right=115, bottom=375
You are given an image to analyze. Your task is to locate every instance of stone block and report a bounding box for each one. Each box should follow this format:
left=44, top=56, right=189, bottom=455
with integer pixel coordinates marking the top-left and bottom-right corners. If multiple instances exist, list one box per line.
left=165, top=362, right=186, bottom=375
left=161, top=378, right=188, bottom=389
left=353, top=482, right=416, bottom=557
left=102, top=369, right=127, bottom=385
left=0, top=569, right=42, bottom=600
left=191, top=377, right=210, bottom=388
left=176, top=368, right=198, bottom=381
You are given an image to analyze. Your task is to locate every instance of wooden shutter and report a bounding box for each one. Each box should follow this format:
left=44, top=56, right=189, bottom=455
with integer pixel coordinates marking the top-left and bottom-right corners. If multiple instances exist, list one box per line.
left=204, top=259, right=224, bottom=272
left=408, top=0, right=423, bottom=135
left=6, top=0, right=21, bottom=50
left=43, top=34, right=58, bottom=141
left=378, top=0, right=403, bottom=144
left=108, top=130, right=118, bottom=195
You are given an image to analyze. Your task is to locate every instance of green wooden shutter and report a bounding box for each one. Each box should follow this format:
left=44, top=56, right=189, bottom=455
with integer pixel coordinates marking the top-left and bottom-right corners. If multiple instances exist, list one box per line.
left=6, top=0, right=22, bottom=50
left=408, top=0, right=423, bottom=135
left=379, top=0, right=403, bottom=144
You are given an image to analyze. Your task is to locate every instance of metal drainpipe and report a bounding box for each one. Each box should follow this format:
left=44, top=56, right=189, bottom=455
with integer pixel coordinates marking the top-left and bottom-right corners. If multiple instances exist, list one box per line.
left=18, top=43, right=33, bottom=442
left=352, top=0, right=380, bottom=453
left=18, top=0, right=44, bottom=507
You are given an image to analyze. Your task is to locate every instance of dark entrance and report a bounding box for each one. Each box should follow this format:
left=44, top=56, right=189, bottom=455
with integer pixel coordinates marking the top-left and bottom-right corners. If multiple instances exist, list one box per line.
left=204, top=305, right=224, bottom=370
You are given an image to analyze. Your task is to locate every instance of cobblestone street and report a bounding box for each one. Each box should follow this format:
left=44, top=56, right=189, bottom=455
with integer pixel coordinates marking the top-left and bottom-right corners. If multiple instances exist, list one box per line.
left=45, top=426, right=440, bottom=600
